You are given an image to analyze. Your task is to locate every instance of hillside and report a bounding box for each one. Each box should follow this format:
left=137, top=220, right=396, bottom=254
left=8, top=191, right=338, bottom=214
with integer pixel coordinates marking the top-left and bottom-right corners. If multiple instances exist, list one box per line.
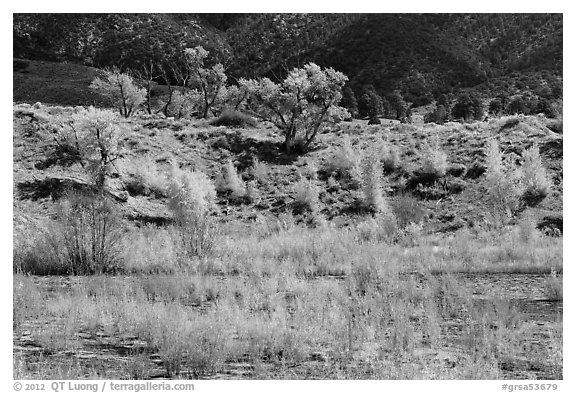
left=13, top=101, right=563, bottom=237
left=13, top=13, right=563, bottom=105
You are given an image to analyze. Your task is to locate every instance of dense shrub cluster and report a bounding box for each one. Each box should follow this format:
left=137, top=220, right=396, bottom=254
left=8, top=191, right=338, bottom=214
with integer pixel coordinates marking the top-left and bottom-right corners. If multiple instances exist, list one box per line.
left=520, top=144, right=552, bottom=206
left=14, top=192, right=125, bottom=275
left=167, top=167, right=218, bottom=260
left=215, top=160, right=245, bottom=198
left=325, top=135, right=362, bottom=188
left=210, top=110, right=256, bottom=128
left=419, top=136, right=448, bottom=179
left=483, top=139, right=523, bottom=226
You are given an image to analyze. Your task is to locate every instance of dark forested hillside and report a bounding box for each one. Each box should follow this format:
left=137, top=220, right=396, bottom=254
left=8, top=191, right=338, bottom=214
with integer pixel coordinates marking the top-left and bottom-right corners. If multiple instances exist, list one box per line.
left=13, top=13, right=562, bottom=106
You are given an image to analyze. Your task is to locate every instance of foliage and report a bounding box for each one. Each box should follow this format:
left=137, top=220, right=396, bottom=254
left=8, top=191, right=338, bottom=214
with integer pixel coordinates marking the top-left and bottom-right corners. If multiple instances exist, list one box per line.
left=167, top=166, right=216, bottom=217
left=90, top=68, right=146, bottom=118
left=361, top=149, right=389, bottom=213
left=451, top=92, right=484, bottom=121
left=242, top=63, right=349, bottom=153
left=325, top=134, right=362, bottom=188
left=419, top=136, right=448, bottom=178
left=340, top=86, right=359, bottom=118
left=483, top=139, right=522, bottom=226
left=51, top=107, right=124, bottom=189
left=210, top=110, right=256, bottom=128
left=18, top=192, right=126, bottom=275
left=161, top=89, right=202, bottom=119
left=424, top=105, right=449, bottom=124
left=488, top=98, right=504, bottom=116
left=294, top=177, right=320, bottom=213
left=544, top=268, right=563, bottom=301
left=166, top=167, right=217, bottom=259
left=387, top=90, right=409, bottom=122
left=215, top=160, right=245, bottom=197
left=120, top=157, right=168, bottom=198
left=391, top=194, right=427, bottom=229
left=520, top=144, right=552, bottom=206
left=506, top=95, right=533, bottom=115
left=377, top=142, right=400, bottom=173
left=184, top=46, right=228, bottom=118
left=358, top=85, right=383, bottom=120
left=219, top=84, right=250, bottom=112
left=249, top=157, right=269, bottom=183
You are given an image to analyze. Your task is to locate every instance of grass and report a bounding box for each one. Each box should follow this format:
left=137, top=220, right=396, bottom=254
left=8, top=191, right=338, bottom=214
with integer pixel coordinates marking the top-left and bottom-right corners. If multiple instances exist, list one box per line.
left=13, top=217, right=563, bottom=379
left=14, top=257, right=563, bottom=379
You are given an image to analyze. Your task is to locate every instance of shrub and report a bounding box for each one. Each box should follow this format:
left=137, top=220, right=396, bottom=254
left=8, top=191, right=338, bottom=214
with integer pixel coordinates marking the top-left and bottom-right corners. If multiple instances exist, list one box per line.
left=378, top=143, right=400, bottom=173
left=215, top=160, right=245, bottom=197
left=14, top=216, right=68, bottom=275
left=354, top=214, right=398, bottom=244
left=361, top=150, right=390, bottom=214
left=90, top=68, right=146, bottom=118
left=293, top=177, right=320, bottom=213
left=520, top=144, right=552, bottom=206
left=245, top=181, right=261, bottom=204
left=391, top=194, right=426, bottom=229
left=419, top=136, right=448, bottom=179
left=40, top=192, right=125, bottom=275
left=120, top=157, right=168, bottom=198
left=544, top=268, right=562, bottom=301
left=483, top=139, right=522, bottom=226
left=506, top=96, right=531, bottom=115
left=325, top=134, right=362, bottom=188
left=166, top=167, right=218, bottom=260
left=488, top=98, right=504, bottom=116
left=210, top=110, right=256, bottom=128
left=299, top=159, right=318, bottom=180
left=122, top=225, right=179, bottom=273
left=249, top=157, right=269, bottom=183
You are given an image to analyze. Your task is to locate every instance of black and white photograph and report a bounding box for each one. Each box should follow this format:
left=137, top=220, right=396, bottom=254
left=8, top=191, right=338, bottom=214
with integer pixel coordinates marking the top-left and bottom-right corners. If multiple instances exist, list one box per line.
left=10, top=8, right=565, bottom=386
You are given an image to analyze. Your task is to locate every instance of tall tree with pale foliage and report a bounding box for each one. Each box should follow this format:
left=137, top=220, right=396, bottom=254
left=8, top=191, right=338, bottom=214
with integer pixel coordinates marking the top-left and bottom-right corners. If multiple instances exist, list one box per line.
left=90, top=68, right=146, bottom=118
left=184, top=46, right=228, bottom=118
left=242, top=63, right=349, bottom=153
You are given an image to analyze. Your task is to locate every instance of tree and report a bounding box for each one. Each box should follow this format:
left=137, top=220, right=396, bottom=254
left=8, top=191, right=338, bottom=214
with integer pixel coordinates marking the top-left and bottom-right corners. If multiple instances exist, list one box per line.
left=90, top=68, right=146, bottom=118
left=184, top=46, right=227, bottom=118
left=451, top=92, right=484, bottom=121
left=357, top=85, right=382, bottom=119
left=340, top=86, right=359, bottom=118
left=242, top=63, right=349, bottom=153
left=424, top=104, right=448, bottom=124
left=488, top=98, right=504, bottom=116
left=52, top=107, right=124, bottom=190
left=135, top=60, right=160, bottom=115
left=507, top=95, right=531, bottom=115
left=358, top=86, right=384, bottom=123
left=388, top=91, right=409, bottom=122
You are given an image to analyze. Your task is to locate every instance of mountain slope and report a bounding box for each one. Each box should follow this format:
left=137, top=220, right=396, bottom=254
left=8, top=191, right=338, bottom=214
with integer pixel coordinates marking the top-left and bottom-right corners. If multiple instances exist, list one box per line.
left=13, top=13, right=562, bottom=106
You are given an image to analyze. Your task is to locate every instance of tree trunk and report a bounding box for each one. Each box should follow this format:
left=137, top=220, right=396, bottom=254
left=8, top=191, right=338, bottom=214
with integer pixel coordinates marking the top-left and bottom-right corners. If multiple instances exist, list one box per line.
left=283, top=135, right=292, bottom=154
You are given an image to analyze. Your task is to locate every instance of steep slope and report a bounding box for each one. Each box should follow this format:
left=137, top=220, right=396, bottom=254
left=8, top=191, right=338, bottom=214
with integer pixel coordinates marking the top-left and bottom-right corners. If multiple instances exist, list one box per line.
left=13, top=102, right=563, bottom=236
left=14, top=13, right=563, bottom=104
